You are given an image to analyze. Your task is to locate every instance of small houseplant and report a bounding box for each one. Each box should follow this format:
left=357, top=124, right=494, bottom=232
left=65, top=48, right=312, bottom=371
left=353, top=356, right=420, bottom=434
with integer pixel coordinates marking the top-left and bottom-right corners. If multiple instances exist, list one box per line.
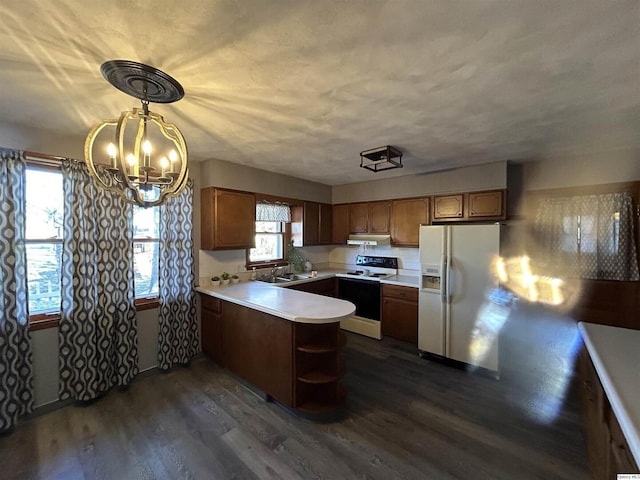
left=221, top=272, right=230, bottom=285
left=211, top=276, right=220, bottom=287
left=231, top=274, right=240, bottom=284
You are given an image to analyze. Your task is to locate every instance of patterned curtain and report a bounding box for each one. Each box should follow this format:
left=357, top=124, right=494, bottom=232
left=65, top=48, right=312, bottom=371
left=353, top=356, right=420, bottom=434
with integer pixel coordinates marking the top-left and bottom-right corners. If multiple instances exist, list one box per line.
left=535, top=192, right=639, bottom=281
left=58, top=160, right=139, bottom=401
left=0, top=149, right=33, bottom=432
left=256, top=202, right=291, bottom=222
left=158, top=180, right=198, bottom=370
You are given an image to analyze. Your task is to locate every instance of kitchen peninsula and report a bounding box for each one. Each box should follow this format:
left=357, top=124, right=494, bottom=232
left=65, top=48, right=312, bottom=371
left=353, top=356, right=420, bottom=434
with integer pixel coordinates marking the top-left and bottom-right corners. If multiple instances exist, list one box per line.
left=197, top=281, right=355, bottom=420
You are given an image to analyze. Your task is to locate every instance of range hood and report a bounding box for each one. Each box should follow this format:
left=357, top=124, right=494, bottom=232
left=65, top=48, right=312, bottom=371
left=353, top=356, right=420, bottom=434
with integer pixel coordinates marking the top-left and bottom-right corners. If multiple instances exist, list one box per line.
left=347, top=234, right=391, bottom=246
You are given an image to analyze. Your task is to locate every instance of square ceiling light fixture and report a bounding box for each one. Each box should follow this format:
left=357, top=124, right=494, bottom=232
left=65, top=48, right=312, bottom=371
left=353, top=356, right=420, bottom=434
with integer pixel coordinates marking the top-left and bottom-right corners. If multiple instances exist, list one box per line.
left=360, top=145, right=403, bottom=172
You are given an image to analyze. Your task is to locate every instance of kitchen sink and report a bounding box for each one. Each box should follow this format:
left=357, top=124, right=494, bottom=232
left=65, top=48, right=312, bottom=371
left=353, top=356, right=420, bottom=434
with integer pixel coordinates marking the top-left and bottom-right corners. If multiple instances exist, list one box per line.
left=258, top=277, right=292, bottom=284
left=257, top=273, right=311, bottom=284
left=278, top=273, right=311, bottom=281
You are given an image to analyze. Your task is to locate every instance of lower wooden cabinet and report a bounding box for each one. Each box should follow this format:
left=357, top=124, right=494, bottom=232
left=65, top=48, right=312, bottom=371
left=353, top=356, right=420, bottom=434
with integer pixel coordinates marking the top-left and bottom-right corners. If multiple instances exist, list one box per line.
left=293, top=323, right=346, bottom=415
left=579, top=347, right=639, bottom=478
left=381, top=284, right=418, bottom=344
left=199, top=293, right=345, bottom=419
left=201, top=294, right=222, bottom=364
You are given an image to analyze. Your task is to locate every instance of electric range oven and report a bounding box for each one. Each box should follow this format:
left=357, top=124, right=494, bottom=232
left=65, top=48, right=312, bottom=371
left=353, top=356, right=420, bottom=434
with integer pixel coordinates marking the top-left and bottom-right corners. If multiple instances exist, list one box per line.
left=336, top=255, right=398, bottom=339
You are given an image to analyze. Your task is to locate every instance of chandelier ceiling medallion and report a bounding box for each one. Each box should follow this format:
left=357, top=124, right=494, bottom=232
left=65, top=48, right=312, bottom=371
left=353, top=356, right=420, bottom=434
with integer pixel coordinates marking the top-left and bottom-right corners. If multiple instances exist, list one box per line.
left=85, top=60, right=188, bottom=208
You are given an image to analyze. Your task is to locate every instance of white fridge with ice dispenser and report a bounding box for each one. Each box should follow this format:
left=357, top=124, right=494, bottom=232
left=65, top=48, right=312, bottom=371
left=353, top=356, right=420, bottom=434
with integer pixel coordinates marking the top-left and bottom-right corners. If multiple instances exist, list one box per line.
left=418, top=224, right=501, bottom=371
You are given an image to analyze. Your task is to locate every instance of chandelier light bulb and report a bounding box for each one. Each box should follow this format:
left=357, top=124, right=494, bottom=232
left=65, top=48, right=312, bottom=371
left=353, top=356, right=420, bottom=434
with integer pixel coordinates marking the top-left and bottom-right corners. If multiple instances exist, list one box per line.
left=142, top=140, right=152, bottom=155
left=107, top=142, right=117, bottom=158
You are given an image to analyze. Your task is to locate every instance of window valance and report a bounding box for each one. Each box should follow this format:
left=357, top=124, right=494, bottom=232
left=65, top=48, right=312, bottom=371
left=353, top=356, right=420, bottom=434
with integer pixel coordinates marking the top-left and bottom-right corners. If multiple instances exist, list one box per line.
left=256, top=202, right=291, bottom=223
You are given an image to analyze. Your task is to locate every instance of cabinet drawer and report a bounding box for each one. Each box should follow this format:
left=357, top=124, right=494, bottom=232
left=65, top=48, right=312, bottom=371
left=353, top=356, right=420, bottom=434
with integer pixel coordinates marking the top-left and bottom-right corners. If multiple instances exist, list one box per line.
left=382, top=284, right=418, bottom=302
left=200, top=294, right=222, bottom=313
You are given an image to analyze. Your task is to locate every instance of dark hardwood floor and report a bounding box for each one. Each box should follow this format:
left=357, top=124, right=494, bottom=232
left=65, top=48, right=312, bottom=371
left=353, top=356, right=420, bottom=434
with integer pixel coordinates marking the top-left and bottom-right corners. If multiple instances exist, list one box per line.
left=1, top=333, right=589, bottom=479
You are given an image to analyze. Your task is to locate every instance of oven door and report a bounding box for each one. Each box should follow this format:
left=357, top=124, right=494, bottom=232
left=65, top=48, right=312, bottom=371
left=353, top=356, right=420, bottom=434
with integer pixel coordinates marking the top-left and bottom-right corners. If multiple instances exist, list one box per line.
left=337, top=278, right=381, bottom=321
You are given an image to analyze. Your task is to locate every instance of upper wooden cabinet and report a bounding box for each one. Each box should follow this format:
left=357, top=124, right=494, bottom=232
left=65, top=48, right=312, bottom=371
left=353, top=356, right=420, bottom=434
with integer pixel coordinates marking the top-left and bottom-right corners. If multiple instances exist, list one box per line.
left=201, top=187, right=256, bottom=250
left=432, top=190, right=506, bottom=222
left=299, top=202, right=332, bottom=246
left=303, top=201, right=320, bottom=246
left=391, top=197, right=430, bottom=246
left=349, top=203, right=369, bottom=233
left=432, top=194, right=464, bottom=220
left=332, top=204, right=350, bottom=244
left=319, top=203, right=333, bottom=245
left=468, top=190, right=505, bottom=219
left=369, top=201, right=391, bottom=234
left=349, top=201, right=390, bottom=234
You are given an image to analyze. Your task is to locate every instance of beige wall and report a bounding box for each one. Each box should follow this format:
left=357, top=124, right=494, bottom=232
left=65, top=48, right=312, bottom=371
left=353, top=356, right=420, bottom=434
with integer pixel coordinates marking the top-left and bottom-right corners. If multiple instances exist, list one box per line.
left=199, top=157, right=332, bottom=203
left=521, top=147, right=640, bottom=192
left=332, top=161, right=507, bottom=204
left=0, top=121, right=85, bottom=160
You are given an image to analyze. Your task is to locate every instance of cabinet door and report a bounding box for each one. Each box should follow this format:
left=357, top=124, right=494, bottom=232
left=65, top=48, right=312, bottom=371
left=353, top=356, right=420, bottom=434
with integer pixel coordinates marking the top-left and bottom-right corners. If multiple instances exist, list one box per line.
left=391, top=197, right=429, bottom=246
left=580, top=349, right=609, bottom=480
left=369, top=201, right=391, bottom=233
left=200, top=187, right=216, bottom=250
left=200, top=295, right=222, bottom=363
left=468, top=190, right=505, bottom=219
left=349, top=203, right=369, bottom=233
left=432, top=194, right=464, bottom=220
left=332, top=204, right=350, bottom=244
left=382, top=296, right=418, bottom=344
left=201, top=188, right=256, bottom=250
left=319, top=203, right=333, bottom=245
left=607, top=404, right=640, bottom=476
left=303, top=201, right=320, bottom=246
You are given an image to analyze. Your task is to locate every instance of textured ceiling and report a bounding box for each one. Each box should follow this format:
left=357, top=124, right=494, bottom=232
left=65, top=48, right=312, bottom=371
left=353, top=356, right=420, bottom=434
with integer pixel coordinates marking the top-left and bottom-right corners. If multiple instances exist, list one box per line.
left=0, top=1, right=638, bottom=185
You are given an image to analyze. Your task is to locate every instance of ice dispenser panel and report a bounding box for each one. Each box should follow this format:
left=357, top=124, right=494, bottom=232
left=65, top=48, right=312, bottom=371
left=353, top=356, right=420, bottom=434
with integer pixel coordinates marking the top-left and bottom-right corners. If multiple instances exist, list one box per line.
left=421, top=264, right=442, bottom=291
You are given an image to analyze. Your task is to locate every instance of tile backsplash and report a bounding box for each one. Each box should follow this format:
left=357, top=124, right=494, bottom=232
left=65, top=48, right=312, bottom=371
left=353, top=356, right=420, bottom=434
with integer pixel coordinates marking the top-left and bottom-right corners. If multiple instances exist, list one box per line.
left=198, top=244, right=420, bottom=285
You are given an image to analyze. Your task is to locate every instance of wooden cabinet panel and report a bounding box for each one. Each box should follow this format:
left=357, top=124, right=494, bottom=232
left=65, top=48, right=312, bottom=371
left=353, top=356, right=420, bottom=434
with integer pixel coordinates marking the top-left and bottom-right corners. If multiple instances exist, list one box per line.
left=201, top=187, right=256, bottom=250
left=303, top=201, right=320, bottom=246
left=607, top=406, right=640, bottom=476
left=200, top=295, right=222, bottom=364
left=349, top=203, right=369, bottom=233
left=391, top=197, right=429, bottom=246
left=319, top=203, right=333, bottom=245
left=381, top=284, right=418, bottom=344
left=222, top=301, right=293, bottom=406
left=579, top=348, right=611, bottom=480
left=432, top=194, right=464, bottom=220
left=369, top=201, right=391, bottom=234
left=332, top=204, right=350, bottom=245
left=468, top=190, right=505, bottom=219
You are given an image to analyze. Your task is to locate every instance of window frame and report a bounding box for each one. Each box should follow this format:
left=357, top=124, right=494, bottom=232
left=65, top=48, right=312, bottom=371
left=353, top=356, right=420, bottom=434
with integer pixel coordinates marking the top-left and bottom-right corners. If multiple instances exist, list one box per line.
left=23, top=158, right=162, bottom=330
left=245, top=221, right=291, bottom=269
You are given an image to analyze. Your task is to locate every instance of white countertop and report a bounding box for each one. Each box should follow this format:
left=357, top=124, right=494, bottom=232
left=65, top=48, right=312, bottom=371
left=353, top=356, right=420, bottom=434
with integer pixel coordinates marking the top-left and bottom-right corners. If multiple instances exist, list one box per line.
left=579, top=322, right=640, bottom=466
left=380, top=274, right=419, bottom=288
left=197, top=281, right=355, bottom=324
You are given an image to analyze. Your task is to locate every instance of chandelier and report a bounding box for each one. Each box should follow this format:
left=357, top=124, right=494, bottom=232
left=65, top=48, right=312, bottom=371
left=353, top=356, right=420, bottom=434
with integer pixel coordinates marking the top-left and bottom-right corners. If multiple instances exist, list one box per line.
left=85, top=60, right=188, bottom=208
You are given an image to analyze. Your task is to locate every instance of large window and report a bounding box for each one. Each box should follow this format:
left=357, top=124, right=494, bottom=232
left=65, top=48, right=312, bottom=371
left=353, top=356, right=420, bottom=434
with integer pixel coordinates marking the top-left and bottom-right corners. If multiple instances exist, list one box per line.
left=535, top=193, right=638, bottom=281
left=248, top=221, right=285, bottom=264
left=24, top=164, right=161, bottom=322
left=25, top=167, right=64, bottom=315
left=133, top=205, right=159, bottom=299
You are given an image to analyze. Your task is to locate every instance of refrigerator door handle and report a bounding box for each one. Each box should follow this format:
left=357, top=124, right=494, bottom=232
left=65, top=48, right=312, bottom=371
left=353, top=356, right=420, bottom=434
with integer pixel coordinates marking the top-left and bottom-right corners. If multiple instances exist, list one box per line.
left=441, top=256, right=448, bottom=303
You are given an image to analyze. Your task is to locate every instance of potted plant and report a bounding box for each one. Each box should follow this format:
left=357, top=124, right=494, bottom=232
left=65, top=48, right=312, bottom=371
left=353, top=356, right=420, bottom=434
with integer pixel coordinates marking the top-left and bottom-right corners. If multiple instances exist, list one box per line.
left=210, top=276, right=220, bottom=287
left=231, top=274, right=240, bottom=284
left=221, top=272, right=230, bottom=285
